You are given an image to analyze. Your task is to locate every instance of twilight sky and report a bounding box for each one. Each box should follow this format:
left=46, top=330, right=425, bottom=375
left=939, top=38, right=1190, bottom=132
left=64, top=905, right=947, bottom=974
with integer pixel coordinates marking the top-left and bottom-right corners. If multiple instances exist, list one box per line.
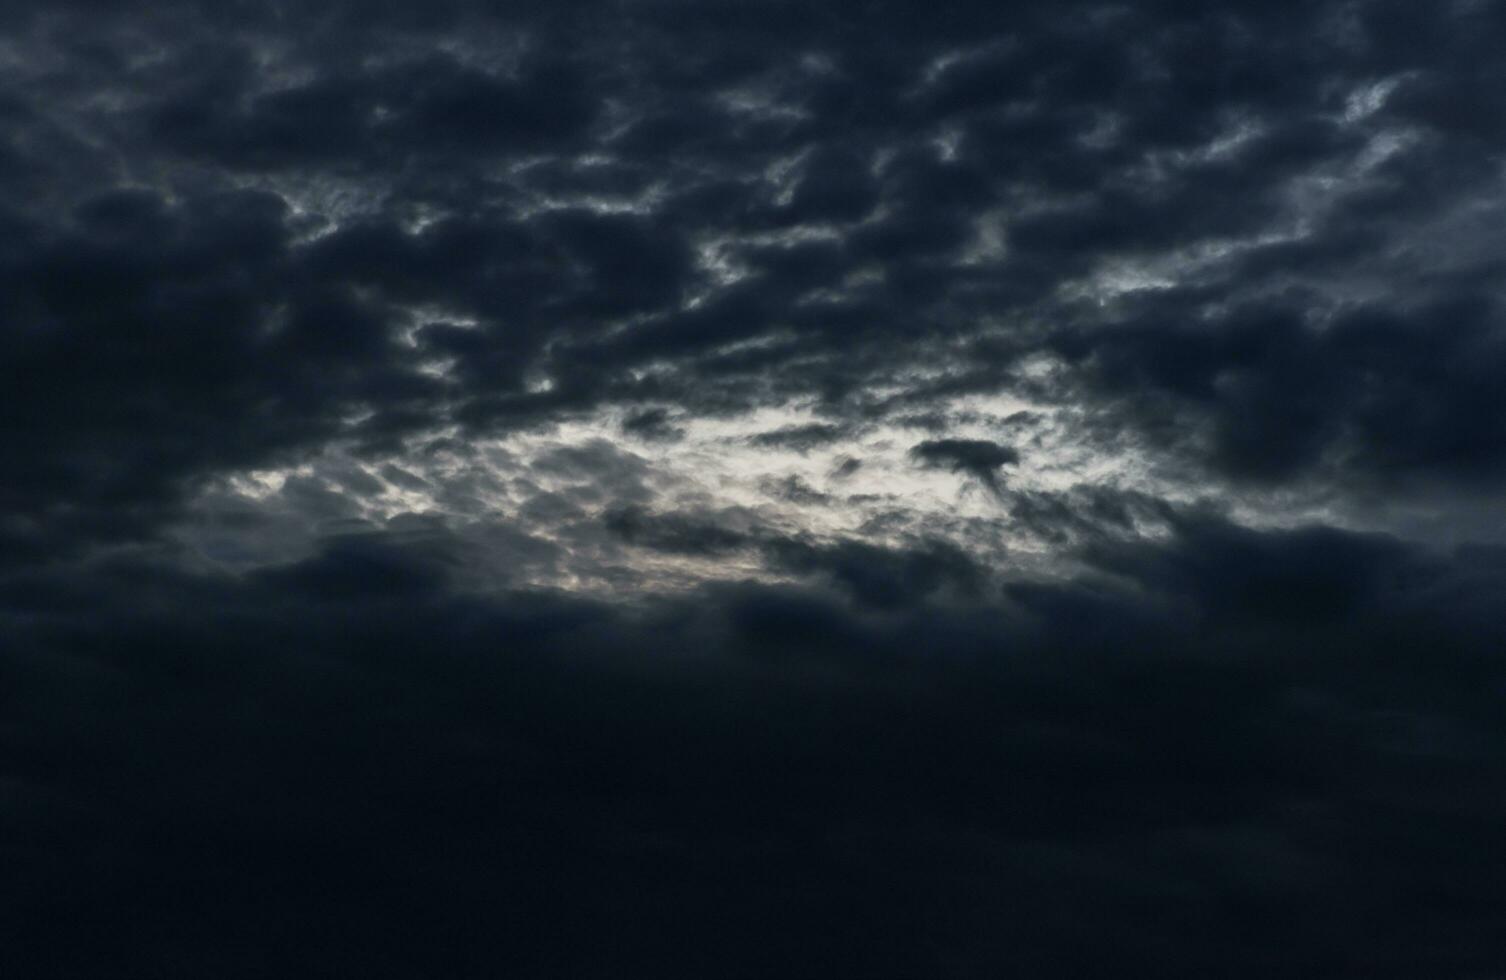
left=4, top=1, right=1506, bottom=976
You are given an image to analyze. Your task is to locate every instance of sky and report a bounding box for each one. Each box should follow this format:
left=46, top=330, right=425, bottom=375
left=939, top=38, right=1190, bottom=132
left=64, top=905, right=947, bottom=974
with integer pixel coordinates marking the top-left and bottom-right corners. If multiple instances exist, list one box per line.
left=3, top=1, right=1506, bottom=976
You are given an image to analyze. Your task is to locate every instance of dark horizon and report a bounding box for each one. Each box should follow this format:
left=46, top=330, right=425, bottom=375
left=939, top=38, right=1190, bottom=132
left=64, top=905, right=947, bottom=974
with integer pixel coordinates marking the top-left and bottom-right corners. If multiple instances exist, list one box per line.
left=4, top=1, right=1506, bottom=976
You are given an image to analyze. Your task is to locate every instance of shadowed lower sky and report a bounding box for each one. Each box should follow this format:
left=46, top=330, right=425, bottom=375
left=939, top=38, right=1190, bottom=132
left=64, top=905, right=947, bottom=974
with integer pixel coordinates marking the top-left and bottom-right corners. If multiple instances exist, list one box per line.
left=4, top=1, right=1506, bottom=976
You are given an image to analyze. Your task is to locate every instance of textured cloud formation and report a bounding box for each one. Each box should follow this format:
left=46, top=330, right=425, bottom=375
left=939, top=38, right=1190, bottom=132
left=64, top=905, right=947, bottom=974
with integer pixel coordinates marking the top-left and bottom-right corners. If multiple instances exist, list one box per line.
left=4, top=1, right=1506, bottom=976
left=910, top=438, right=1019, bottom=494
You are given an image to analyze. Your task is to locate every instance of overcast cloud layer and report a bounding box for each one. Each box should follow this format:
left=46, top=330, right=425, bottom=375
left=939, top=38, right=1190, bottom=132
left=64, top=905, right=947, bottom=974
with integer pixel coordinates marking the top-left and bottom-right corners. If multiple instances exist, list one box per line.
left=4, top=2, right=1506, bottom=976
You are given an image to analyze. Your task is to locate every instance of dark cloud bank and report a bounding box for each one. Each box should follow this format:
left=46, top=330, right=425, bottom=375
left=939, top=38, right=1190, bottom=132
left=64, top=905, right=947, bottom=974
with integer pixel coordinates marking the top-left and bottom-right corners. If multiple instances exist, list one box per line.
left=4, top=1, right=1506, bottom=976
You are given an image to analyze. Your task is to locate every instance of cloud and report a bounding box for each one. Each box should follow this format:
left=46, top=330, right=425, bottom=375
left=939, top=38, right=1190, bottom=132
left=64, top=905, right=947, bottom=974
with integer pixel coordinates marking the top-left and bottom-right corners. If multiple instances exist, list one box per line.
left=5, top=0, right=1506, bottom=974
left=909, top=438, right=1020, bottom=493
left=603, top=504, right=753, bottom=557
left=748, top=422, right=850, bottom=453
left=3, top=516, right=1505, bottom=976
left=621, top=407, right=685, bottom=442
left=762, top=535, right=985, bottom=608
left=1053, top=293, right=1506, bottom=486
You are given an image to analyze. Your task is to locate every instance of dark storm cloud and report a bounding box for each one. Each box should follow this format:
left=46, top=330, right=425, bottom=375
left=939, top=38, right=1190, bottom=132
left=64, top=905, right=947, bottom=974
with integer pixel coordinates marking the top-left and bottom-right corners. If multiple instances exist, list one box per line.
left=0, top=184, right=441, bottom=564
left=5, top=0, right=1505, bottom=550
left=5, top=516, right=1506, bottom=976
left=762, top=535, right=985, bottom=608
left=748, top=422, right=850, bottom=453
left=620, top=406, right=685, bottom=442
left=601, top=503, right=984, bottom=606
left=910, top=438, right=1019, bottom=492
left=760, top=473, right=833, bottom=506
left=1054, top=293, right=1506, bottom=485
left=602, top=503, right=752, bottom=557
left=830, top=455, right=863, bottom=479
left=1003, top=485, right=1170, bottom=547
left=6, top=0, right=1506, bottom=976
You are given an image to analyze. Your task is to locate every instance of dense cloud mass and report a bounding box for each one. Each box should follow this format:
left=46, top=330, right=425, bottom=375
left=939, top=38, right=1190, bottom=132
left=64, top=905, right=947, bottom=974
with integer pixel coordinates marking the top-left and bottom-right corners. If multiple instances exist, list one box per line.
left=4, top=1, right=1506, bottom=975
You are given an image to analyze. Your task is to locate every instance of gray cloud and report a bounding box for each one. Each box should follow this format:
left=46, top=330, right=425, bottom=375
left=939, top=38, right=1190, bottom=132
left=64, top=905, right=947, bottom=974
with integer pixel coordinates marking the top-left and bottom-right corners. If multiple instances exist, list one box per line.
left=910, top=438, right=1020, bottom=493
left=5, top=1, right=1506, bottom=975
